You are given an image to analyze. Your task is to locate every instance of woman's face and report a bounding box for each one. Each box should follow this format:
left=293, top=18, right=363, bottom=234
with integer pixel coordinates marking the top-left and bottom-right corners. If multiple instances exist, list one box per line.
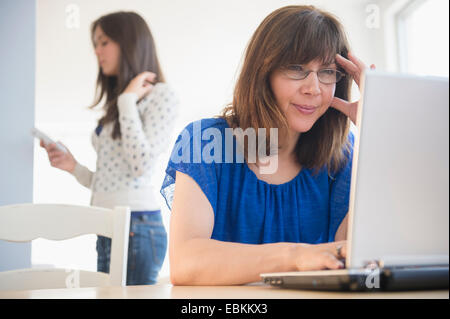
left=270, top=59, right=337, bottom=134
left=93, top=26, right=121, bottom=76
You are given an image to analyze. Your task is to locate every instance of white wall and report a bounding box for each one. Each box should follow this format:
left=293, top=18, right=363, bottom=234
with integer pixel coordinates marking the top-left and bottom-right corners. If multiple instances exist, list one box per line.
left=33, top=0, right=392, bottom=278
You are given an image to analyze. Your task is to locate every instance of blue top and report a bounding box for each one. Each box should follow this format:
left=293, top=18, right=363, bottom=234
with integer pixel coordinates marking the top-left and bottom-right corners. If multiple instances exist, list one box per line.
left=161, top=118, right=354, bottom=245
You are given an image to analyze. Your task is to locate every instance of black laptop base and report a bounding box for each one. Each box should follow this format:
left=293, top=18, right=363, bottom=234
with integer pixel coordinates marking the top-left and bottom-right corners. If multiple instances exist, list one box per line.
left=263, top=265, right=449, bottom=292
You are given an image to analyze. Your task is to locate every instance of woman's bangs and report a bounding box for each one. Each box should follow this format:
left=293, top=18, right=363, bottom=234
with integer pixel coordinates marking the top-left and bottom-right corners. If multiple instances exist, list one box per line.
left=280, top=16, right=342, bottom=67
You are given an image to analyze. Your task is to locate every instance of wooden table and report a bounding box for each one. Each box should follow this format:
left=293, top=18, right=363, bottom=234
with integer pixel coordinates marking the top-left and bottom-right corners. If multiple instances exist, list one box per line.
left=0, top=283, right=448, bottom=299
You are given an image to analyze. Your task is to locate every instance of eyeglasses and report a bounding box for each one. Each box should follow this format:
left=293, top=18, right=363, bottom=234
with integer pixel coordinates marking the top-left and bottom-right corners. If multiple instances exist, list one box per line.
left=282, top=65, right=346, bottom=84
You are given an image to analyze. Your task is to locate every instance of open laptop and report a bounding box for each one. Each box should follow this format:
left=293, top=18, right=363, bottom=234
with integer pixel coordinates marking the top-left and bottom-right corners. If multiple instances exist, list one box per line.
left=261, top=70, right=449, bottom=291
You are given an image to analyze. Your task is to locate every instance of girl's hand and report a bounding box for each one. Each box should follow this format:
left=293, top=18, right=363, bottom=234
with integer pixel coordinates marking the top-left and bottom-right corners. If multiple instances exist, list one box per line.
left=123, top=71, right=157, bottom=100
left=331, top=52, right=376, bottom=125
left=40, top=140, right=77, bottom=173
left=294, top=241, right=347, bottom=271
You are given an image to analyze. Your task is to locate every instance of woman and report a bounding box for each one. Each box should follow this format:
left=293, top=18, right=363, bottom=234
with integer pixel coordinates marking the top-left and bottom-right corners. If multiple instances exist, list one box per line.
left=41, top=11, right=179, bottom=285
left=160, top=5, right=374, bottom=285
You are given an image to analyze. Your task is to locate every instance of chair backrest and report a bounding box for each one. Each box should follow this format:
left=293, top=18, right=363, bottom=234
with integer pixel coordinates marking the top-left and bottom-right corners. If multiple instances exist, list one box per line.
left=0, top=203, right=130, bottom=291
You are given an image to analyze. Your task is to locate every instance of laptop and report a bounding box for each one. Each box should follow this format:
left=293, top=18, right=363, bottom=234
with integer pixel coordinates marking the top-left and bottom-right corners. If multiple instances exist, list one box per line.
left=261, top=70, right=449, bottom=291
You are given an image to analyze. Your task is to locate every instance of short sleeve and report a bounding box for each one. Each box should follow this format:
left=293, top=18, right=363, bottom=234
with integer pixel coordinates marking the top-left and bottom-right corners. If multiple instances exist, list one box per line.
left=160, top=120, right=220, bottom=213
left=328, top=132, right=355, bottom=241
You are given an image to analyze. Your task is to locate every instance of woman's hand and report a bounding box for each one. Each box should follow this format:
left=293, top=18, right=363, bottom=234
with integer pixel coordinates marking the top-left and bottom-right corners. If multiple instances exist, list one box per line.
left=40, top=140, right=77, bottom=173
left=294, top=241, right=347, bottom=271
left=331, top=52, right=376, bottom=125
left=123, top=71, right=157, bottom=100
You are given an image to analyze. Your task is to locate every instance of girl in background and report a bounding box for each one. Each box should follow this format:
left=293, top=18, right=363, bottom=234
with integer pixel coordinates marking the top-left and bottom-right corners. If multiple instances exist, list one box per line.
left=41, top=11, right=179, bottom=285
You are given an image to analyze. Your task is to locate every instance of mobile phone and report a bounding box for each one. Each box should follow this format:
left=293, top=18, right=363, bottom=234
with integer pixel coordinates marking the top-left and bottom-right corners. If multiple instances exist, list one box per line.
left=31, top=128, right=67, bottom=153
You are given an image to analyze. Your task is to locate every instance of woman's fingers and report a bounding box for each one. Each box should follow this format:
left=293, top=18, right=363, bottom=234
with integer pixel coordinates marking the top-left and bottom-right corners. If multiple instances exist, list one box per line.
left=323, top=252, right=345, bottom=269
left=332, top=241, right=347, bottom=259
left=331, top=96, right=350, bottom=114
left=329, top=241, right=346, bottom=258
left=318, top=241, right=347, bottom=258
left=330, top=97, right=358, bottom=125
left=348, top=52, right=367, bottom=72
left=334, top=53, right=375, bottom=125
left=336, top=54, right=359, bottom=75
left=340, top=243, right=348, bottom=258
left=336, top=52, right=368, bottom=87
left=336, top=54, right=361, bottom=87
left=320, top=243, right=346, bottom=269
left=296, top=251, right=342, bottom=271
left=311, top=251, right=344, bottom=270
left=296, top=242, right=347, bottom=271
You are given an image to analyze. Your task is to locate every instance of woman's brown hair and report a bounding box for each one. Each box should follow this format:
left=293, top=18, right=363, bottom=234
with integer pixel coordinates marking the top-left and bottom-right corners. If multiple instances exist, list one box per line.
left=221, top=5, right=352, bottom=174
left=90, top=11, right=165, bottom=139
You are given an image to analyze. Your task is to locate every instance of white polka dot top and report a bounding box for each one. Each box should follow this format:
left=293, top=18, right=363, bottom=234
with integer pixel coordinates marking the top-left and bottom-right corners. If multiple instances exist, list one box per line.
left=71, top=82, right=179, bottom=211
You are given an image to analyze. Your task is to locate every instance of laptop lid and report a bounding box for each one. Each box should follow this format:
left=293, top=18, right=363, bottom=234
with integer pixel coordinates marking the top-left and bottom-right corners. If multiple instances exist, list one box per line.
left=347, top=70, right=449, bottom=269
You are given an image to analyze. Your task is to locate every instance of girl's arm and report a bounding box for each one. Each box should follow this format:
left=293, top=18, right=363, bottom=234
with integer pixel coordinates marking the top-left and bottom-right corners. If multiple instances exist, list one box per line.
left=170, top=171, right=346, bottom=286
left=71, top=162, right=94, bottom=189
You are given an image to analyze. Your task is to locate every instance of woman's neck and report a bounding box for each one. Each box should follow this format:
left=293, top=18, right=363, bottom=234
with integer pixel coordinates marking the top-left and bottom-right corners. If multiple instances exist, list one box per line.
left=278, top=128, right=300, bottom=161
left=249, top=128, right=302, bottom=184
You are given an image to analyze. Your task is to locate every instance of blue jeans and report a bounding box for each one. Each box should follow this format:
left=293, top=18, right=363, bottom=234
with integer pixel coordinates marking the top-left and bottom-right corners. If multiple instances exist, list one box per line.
left=96, top=211, right=167, bottom=285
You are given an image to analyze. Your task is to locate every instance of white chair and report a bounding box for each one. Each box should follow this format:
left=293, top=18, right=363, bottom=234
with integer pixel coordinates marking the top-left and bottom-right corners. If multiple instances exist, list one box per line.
left=0, top=203, right=130, bottom=291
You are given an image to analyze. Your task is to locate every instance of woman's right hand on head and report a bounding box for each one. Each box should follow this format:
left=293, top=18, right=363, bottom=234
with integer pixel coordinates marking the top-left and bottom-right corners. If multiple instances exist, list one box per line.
left=331, top=52, right=376, bottom=125
left=40, top=140, right=77, bottom=173
left=294, top=241, right=346, bottom=271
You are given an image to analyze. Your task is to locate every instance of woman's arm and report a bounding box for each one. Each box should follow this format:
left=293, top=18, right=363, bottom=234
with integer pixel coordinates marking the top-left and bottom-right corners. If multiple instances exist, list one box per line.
left=335, top=214, right=348, bottom=241
left=170, top=171, right=346, bottom=286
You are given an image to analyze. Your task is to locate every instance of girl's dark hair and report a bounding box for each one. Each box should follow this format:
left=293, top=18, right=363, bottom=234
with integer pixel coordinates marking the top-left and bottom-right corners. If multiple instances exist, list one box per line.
left=90, top=11, right=165, bottom=139
left=222, top=5, right=352, bottom=174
